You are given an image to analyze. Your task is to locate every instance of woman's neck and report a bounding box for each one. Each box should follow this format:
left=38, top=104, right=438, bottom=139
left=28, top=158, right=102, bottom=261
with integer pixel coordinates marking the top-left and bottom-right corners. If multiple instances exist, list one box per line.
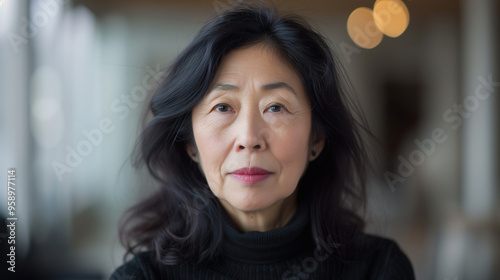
left=219, top=192, right=298, bottom=232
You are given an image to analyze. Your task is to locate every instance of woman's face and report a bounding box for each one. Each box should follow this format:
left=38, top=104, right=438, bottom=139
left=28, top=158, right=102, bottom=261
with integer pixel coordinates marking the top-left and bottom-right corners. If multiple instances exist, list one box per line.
left=189, top=43, right=323, bottom=212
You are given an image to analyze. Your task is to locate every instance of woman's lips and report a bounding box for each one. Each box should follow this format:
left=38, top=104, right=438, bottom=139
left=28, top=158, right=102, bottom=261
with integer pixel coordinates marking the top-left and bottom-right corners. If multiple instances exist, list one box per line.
left=230, top=167, right=271, bottom=184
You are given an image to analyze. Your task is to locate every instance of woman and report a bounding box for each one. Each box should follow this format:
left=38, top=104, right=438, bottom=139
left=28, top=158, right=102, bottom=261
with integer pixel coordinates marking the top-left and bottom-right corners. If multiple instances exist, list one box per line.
left=111, top=3, right=414, bottom=280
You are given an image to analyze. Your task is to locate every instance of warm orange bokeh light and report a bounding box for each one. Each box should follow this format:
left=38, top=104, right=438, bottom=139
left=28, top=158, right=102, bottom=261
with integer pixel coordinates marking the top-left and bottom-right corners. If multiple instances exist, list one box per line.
left=373, top=0, right=410, bottom=38
left=347, top=7, right=383, bottom=49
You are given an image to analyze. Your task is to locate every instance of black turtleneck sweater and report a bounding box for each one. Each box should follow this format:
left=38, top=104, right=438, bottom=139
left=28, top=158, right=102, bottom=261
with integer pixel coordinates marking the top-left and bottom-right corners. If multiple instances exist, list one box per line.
left=110, top=201, right=414, bottom=279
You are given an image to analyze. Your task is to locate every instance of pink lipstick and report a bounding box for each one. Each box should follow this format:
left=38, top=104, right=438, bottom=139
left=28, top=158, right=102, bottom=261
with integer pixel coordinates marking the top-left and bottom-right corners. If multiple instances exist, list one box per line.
left=230, top=167, right=271, bottom=184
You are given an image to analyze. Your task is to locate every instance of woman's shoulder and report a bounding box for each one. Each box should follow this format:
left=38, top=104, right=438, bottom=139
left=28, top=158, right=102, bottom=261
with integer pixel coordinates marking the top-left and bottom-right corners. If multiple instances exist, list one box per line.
left=338, top=233, right=415, bottom=279
left=109, top=251, right=158, bottom=280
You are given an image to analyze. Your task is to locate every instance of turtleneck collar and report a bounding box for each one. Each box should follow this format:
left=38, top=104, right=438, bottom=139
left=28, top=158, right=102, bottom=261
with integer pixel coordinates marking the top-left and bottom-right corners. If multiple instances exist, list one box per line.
left=220, top=198, right=313, bottom=264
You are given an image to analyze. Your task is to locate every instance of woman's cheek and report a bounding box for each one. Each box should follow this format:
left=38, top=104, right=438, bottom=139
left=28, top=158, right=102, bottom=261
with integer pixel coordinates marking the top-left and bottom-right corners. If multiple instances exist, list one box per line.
left=197, top=115, right=226, bottom=142
left=199, top=120, right=229, bottom=180
left=276, top=121, right=310, bottom=159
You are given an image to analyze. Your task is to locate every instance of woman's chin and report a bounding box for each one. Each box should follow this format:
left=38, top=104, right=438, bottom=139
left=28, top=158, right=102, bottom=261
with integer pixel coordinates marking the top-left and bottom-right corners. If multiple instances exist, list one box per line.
left=222, top=196, right=277, bottom=213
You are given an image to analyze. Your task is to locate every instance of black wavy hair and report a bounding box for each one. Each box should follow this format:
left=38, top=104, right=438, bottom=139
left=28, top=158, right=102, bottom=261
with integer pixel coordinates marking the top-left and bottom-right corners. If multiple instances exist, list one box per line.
left=120, top=2, right=371, bottom=265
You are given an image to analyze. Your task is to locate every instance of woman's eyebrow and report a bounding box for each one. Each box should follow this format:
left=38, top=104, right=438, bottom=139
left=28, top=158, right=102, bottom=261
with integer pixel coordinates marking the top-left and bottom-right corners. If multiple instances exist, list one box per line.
left=211, top=83, right=239, bottom=92
left=210, top=82, right=296, bottom=95
left=261, top=82, right=296, bottom=96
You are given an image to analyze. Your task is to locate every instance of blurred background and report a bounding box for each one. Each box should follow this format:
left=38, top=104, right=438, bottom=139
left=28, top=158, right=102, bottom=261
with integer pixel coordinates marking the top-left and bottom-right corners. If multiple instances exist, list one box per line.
left=0, top=0, right=498, bottom=279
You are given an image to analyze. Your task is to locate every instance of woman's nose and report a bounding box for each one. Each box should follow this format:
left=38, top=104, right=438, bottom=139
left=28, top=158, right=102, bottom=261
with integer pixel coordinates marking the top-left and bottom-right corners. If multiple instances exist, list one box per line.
left=235, top=109, right=268, bottom=152
left=238, top=143, right=261, bottom=151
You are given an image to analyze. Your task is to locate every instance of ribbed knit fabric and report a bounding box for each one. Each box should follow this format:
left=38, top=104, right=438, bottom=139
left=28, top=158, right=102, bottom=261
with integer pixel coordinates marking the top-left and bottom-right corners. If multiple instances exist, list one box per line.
left=110, top=201, right=415, bottom=280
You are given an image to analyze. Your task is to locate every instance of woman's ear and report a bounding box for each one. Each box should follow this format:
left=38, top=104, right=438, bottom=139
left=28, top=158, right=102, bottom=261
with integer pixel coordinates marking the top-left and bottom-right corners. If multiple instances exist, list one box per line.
left=309, top=133, right=325, bottom=161
left=186, top=143, right=199, bottom=162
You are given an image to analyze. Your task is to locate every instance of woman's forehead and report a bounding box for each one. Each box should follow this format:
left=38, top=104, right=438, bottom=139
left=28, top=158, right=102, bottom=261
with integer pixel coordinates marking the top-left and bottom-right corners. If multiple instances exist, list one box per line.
left=210, top=44, right=304, bottom=91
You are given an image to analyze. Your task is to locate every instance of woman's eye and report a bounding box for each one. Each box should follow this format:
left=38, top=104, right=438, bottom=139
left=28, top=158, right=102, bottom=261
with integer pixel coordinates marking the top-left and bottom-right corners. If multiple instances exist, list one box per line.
left=214, top=104, right=231, bottom=112
left=268, top=104, right=285, bottom=113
